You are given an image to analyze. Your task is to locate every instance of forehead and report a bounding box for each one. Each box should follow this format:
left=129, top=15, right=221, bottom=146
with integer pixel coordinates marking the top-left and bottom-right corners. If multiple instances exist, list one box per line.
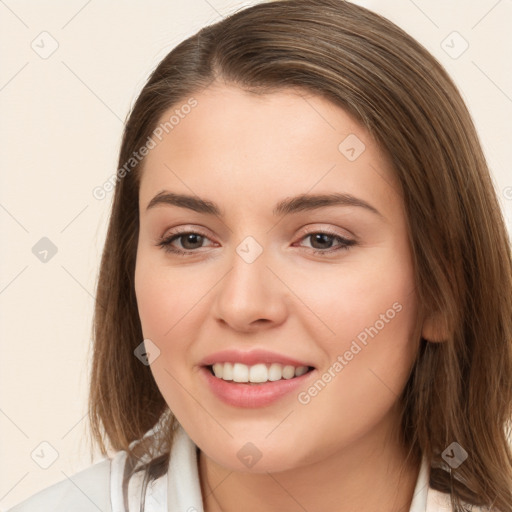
left=146, top=84, right=370, bottom=161
left=138, top=84, right=399, bottom=214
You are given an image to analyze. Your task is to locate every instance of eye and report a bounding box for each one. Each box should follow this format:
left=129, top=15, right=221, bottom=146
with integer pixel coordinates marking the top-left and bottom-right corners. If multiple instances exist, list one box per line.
left=295, top=230, right=356, bottom=255
left=156, top=229, right=216, bottom=255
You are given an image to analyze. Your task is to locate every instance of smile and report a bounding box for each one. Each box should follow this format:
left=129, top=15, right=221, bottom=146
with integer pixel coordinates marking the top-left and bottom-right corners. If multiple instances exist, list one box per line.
left=209, top=362, right=313, bottom=383
left=201, top=363, right=316, bottom=408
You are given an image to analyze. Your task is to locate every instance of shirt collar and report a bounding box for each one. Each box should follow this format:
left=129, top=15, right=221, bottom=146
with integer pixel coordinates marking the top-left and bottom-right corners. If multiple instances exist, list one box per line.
left=409, top=453, right=430, bottom=512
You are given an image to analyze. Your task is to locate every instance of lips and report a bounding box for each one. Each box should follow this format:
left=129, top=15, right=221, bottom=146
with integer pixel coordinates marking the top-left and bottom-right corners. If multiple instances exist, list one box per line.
left=198, top=349, right=317, bottom=407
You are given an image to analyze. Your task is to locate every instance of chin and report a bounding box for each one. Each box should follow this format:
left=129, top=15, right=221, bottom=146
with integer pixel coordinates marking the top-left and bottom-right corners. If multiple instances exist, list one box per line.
left=199, top=437, right=313, bottom=474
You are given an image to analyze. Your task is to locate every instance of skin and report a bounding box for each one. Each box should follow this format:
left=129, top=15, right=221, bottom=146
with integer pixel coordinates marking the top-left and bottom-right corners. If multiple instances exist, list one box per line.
left=134, top=82, right=433, bottom=512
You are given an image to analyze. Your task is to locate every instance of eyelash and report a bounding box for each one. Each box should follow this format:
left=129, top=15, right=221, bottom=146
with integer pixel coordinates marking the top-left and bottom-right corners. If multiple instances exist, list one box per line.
left=156, top=227, right=356, bottom=257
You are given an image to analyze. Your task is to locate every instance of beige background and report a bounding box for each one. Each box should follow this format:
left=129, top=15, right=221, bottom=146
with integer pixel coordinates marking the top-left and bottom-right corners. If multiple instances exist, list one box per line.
left=1, top=0, right=511, bottom=509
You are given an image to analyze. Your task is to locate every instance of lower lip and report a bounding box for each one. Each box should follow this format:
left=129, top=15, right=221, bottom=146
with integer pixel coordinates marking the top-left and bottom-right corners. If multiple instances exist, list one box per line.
left=200, top=366, right=315, bottom=408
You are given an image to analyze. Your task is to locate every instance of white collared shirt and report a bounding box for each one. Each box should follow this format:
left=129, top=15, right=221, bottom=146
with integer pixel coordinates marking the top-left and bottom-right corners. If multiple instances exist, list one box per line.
left=7, top=425, right=482, bottom=512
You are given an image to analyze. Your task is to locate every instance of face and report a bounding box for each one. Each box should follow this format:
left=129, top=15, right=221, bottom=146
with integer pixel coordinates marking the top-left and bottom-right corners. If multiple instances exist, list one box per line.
left=134, top=83, right=419, bottom=473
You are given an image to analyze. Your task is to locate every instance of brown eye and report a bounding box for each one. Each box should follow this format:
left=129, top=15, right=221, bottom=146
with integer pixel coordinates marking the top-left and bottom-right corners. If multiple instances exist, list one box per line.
left=156, top=229, right=215, bottom=255
left=296, top=230, right=357, bottom=256
left=177, top=233, right=205, bottom=250
left=308, top=233, right=336, bottom=250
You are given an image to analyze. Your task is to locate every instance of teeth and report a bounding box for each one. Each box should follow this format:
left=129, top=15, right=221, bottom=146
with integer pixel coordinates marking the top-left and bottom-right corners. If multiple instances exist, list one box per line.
left=295, top=366, right=309, bottom=377
left=212, top=363, right=224, bottom=379
left=249, top=363, right=268, bottom=383
left=211, top=362, right=310, bottom=383
left=268, top=363, right=282, bottom=381
left=222, top=362, right=233, bottom=381
left=282, top=365, right=295, bottom=379
left=233, top=363, right=249, bottom=382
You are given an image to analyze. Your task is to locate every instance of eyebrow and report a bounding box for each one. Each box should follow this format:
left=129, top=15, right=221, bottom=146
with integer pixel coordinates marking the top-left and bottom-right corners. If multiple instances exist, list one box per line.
left=145, top=191, right=384, bottom=219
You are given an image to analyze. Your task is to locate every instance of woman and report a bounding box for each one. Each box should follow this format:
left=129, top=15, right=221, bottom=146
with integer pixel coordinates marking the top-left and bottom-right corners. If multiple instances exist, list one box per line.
left=8, top=0, right=512, bottom=511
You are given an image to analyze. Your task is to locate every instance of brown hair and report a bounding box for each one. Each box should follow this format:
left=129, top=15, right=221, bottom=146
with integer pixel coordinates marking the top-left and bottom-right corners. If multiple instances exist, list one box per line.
left=88, top=1, right=512, bottom=510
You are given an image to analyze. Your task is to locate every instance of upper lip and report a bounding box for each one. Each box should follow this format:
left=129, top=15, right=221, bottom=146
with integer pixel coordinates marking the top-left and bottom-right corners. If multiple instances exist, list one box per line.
left=199, top=349, right=314, bottom=368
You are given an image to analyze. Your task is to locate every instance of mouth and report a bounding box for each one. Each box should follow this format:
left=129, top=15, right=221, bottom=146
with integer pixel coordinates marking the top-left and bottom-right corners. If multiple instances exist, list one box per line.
left=199, top=350, right=317, bottom=407
left=206, top=362, right=315, bottom=385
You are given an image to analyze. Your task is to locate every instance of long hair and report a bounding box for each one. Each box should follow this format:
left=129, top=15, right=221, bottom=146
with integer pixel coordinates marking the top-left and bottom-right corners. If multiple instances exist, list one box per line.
left=88, top=1, right=512, bottom=510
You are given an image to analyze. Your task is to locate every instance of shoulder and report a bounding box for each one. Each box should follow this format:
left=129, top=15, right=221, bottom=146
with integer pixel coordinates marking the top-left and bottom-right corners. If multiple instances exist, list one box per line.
left=6, top=457, right=113, bottom=512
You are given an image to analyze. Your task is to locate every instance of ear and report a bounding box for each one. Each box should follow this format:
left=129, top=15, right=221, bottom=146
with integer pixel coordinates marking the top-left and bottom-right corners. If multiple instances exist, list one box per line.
left=421, top=311, right=449, bottom=342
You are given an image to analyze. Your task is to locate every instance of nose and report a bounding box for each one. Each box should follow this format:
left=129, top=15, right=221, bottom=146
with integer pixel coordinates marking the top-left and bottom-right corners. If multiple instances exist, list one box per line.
left=211, top=247, right=288, bottom=332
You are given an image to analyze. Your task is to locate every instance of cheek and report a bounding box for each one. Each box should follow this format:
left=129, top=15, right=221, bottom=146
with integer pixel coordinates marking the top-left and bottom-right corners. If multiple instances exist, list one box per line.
left=296, top=246, right=416, bottom=346
left=297, top=245, right=418, bottom=420
left=134, top=252, right=218, bottom=391
left=294, top=242, right=419, bottom=418
left=134, top=255, right=200, bottom=412
left=134, top=254, right=203, bottom=340
left=135, top=265, right=171, bottom=339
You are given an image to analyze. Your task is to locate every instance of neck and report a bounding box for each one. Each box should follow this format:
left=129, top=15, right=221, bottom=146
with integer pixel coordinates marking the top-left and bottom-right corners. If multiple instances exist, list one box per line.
left=198, top=414, right=421, bottom=512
